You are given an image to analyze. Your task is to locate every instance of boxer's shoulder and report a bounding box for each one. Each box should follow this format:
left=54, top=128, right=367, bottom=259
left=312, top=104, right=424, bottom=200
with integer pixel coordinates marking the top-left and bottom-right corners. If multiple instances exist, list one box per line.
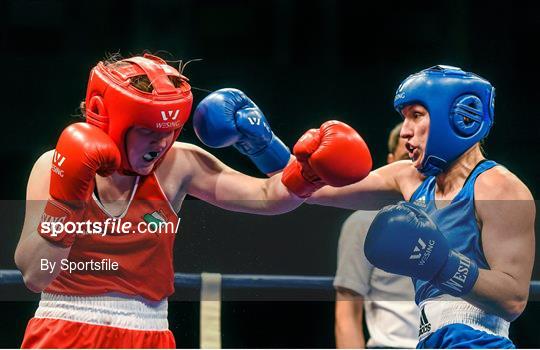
left=475, top=165, right=532, bottom=201
left=35, top=149, right=54, bottom=166
left=163, top=141, right=221, bottom=170
left=152, top=142, right=207, bottom=207
left=160, top=142, right=204, bottom=166
left=156, top=141, right=199, bottom=181
left=474, top=166, right=534, bottom=245
left=387, top=160, right=425, bottom=199
left=157, top=142, right=225, bottom=191
left=27, top=150, right=54, bottom=199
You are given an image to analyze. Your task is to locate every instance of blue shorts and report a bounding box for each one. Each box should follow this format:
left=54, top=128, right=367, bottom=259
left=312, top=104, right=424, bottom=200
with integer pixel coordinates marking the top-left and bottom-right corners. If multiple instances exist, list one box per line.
left=417, top=324, right=515, bottom=349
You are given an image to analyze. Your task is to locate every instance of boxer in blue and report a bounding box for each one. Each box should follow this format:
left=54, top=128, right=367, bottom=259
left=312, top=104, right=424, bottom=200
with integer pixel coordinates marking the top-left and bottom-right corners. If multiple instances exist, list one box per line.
left=193, top=67, right=534, bottom=348
left=303, top=66, right=535, bottom=348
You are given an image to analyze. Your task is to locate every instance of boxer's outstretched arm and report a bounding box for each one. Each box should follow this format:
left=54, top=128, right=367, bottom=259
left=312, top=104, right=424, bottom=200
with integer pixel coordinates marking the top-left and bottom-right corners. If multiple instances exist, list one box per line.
left=464, top=171, right=535, bottom=322
left=182, top=143, right=304, bottom=215
left=306, top=161, right=415, bottom=210
left=184, top=120, right=372, bottom=214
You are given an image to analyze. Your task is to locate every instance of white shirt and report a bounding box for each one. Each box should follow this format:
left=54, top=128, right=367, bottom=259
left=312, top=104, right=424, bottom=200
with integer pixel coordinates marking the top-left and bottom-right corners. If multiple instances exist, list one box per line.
left=334, top=210, right=419, bottom=348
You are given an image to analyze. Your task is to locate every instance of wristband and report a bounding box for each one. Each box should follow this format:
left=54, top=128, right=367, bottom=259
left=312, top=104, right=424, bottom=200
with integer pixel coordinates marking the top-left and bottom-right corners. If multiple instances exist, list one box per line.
left=434, top=250, right=479, bottom=296
left=37, top=199, right=82, bottom=248
left=281, top=161, right=324, bottom=198
left=243, top=136, right=290, bottom=174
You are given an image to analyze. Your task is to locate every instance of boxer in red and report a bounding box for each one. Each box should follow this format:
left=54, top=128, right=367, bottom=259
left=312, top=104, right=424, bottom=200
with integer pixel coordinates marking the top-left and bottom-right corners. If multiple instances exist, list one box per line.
left=15, top=54, right=372, bottom=348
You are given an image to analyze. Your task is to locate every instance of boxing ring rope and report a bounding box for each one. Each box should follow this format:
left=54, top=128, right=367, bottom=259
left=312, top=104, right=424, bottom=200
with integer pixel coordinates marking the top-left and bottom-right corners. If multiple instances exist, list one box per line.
left=1, top=270, right=540, bottom=293
left=2, top=269, right=540, bottom=349
left=0, top=270, right=334, bottom=289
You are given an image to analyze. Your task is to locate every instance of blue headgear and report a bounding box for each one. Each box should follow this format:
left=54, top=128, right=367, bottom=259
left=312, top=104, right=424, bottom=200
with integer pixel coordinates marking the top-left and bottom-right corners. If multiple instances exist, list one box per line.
left=394, top=65, right=495, bottom=176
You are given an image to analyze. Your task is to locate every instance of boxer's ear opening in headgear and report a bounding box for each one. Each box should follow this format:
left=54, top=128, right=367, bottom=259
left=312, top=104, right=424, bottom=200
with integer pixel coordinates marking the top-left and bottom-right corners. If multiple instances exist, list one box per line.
left=86, top=95, right=108, bottom=131
left=451, top=94, right=484, bottom=137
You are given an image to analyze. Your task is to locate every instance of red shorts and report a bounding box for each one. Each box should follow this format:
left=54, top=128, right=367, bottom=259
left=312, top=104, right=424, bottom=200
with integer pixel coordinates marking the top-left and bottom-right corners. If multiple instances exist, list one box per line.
left=21, top=318, right=176, bottom=349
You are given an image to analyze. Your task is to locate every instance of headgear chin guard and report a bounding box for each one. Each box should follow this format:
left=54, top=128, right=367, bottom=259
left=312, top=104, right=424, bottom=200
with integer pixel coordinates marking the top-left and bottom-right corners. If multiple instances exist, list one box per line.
left=85, top=53, right=193, bottom=175
left=394, top=65, right=495, bottom=176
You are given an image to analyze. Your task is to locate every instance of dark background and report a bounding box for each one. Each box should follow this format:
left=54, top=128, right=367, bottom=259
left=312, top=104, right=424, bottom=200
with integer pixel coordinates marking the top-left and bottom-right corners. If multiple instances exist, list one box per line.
left=1, top=0, right=539, bottom=348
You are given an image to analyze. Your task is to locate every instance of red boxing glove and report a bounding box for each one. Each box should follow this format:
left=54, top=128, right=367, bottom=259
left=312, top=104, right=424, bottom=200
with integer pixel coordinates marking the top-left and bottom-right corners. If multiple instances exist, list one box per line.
left=38, top=123, right=121, bottom=247
left=281, top=120, right=372, bottom=198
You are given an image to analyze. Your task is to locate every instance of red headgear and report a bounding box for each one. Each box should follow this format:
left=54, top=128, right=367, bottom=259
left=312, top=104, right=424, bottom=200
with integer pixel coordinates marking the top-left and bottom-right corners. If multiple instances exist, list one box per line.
left=85, top=54, right=193, bottom=175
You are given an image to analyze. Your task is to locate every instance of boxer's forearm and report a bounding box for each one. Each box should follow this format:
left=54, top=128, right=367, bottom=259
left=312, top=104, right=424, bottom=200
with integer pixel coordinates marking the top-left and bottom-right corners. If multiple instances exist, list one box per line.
left=15, top=231, right=70, bottom=292
left=465, top=269, right=529, bottom=322
left=15, top=196, right=71, bottom=292
left=306, top=170, right=402, bottom=210
left=244, top=173, right=305, bottom=215
left=203, top=171, right=304, bottom=215
left=265, top=155, right=294, bottom=177
left=307, top=185, right=400, bottom=210
left=185, top=147, right=303, bottom=215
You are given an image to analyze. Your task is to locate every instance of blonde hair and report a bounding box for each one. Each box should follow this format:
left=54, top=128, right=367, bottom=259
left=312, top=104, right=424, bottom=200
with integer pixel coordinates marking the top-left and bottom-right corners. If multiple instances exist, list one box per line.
left=387, top=122, right=403, bottom=154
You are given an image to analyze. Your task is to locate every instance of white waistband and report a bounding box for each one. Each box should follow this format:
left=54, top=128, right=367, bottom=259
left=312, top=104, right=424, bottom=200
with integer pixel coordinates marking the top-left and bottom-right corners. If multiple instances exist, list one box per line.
left=35, top=292, right=169, bottom=331
left=418, top=297, right=510, bottom=341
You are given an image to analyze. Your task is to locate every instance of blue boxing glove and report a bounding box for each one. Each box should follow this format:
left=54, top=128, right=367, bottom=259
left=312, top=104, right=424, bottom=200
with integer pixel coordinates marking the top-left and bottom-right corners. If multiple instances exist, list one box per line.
left=193, top=88, right=290, bottom=174
left=364, top=201, right=479, bottom=297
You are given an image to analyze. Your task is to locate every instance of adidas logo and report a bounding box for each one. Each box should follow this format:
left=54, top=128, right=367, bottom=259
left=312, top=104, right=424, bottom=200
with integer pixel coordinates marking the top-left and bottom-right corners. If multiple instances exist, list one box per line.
left=418, top=307, right=431, bottom=337
left=414, top=195, right=427, bottom=208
